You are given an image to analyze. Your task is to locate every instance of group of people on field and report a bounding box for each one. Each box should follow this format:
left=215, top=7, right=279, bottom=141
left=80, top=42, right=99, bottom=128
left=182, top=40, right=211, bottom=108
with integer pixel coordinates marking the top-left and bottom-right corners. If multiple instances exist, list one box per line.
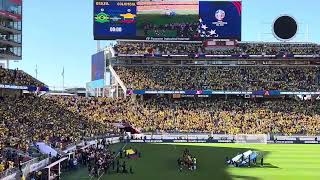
left=177, top=148, right=197, bottom=171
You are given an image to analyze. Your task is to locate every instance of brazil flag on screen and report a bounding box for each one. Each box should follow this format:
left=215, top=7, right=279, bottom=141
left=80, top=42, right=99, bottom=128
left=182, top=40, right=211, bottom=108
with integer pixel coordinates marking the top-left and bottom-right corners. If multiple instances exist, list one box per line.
left=94, top=1, right=137, bottom=40
left=199, top=1, right=242, bottom=40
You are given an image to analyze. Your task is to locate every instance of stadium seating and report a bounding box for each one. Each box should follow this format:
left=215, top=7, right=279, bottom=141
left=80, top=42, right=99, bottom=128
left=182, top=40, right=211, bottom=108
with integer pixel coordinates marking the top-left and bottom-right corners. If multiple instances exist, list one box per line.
left=114, top=42, right=203, bottom=55
left=114, top=65, right=320, bottom=91
left=0, top=68, right=45, bottom=87
left=114, top=42, right=320, bottom=56
left=2, top=41, right=320, bottom=177
left=3, top=95, right=318, bottom=150
left=0, top=95, right=115, bottom=152
left=1, top=94, right=320, bottom=174
left=45, top=96, right=320, bottom=135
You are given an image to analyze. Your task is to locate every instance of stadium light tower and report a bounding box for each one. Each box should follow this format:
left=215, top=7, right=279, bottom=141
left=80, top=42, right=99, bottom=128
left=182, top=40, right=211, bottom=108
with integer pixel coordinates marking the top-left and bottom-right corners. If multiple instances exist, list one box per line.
left=35, top=64, right=38, bottom=79
left=62, top=67, right=65, bottom=91
left=305, top=24, right=309, bottom=42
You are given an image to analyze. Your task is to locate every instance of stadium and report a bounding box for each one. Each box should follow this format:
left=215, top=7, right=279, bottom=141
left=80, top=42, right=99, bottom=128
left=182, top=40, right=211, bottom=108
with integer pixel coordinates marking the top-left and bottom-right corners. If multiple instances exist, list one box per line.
left=1, top=0, right=320, bottom=180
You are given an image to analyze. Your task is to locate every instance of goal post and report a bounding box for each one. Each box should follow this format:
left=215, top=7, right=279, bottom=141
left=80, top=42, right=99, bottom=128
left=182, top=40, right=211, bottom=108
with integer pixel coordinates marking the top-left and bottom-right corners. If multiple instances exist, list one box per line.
left=234, top=134, right=268, bottom=144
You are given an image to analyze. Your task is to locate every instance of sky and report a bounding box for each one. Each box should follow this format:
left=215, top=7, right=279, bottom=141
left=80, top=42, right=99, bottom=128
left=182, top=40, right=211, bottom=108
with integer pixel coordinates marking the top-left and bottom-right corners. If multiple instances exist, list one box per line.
left=8, top=0, right=320, bottom=88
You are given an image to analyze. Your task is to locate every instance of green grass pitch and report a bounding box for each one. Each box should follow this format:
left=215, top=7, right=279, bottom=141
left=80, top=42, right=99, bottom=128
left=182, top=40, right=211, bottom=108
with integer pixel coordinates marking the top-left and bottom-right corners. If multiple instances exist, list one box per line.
left=62, top=143, right=320, bottom=180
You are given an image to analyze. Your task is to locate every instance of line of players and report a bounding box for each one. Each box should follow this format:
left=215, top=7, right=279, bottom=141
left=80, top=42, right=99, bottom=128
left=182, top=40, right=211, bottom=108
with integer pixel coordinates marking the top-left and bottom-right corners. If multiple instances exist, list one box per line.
left=177, top=148, right=197, bottom=171
left=77, top=143, right=137, bottom=177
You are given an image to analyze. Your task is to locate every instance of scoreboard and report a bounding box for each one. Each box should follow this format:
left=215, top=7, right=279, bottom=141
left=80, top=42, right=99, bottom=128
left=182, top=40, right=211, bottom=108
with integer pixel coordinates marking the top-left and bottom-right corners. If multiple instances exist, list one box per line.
left=94, top=0, right=242, bottom=41
left=94, top=1, right=137, bottom=40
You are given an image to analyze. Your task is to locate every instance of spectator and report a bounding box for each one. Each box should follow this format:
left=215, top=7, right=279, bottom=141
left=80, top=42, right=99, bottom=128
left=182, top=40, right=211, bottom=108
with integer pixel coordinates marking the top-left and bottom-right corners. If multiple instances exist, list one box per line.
left=0, top=68, right=45, bottom=87
left=113, top=42, right=320, bottom=56
left=114, top=65, right=320, bottom=91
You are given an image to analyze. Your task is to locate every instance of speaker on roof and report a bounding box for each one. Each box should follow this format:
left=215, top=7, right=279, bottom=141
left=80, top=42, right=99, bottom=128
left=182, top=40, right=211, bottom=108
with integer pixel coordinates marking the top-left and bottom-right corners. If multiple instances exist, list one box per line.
left=272, top=15, right=298, bottom=41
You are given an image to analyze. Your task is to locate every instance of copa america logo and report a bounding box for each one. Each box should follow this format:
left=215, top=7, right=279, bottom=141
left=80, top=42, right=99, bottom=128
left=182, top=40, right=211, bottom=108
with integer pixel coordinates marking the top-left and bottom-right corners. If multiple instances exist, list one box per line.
left=215, top=9, right=225, bottom=21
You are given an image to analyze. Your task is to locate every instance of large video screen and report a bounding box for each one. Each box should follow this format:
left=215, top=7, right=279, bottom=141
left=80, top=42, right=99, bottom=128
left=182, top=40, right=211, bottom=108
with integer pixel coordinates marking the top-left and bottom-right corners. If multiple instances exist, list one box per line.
left=94, top=0, right=242, bottom=41
left=199, top=1, right=242, bottom=40
left=94, top=1, right=137, bottom=40
left=91, top=51, right=105, bottom=81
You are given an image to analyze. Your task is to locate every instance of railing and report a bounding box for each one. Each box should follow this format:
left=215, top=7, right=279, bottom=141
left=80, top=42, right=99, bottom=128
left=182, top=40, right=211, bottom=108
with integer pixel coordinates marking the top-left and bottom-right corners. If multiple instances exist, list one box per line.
left=0, top=167, right=19, bottom=180
left=21, top=157, right=39, bottom=167
left=0, top=134, right=123, bottom=179
left=109, top=65, right=127, bottom=97
left=62, top=134, right=121, bottom=153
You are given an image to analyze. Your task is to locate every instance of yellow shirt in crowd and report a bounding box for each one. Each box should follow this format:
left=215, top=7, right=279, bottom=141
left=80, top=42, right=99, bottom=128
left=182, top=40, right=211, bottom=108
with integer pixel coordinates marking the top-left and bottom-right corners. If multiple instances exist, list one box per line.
left=0, top=163, right=5, bottom=173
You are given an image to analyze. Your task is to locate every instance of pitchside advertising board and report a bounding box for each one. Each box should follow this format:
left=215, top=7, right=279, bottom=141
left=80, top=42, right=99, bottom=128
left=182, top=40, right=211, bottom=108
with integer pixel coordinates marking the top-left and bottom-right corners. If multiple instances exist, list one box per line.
left=129, top=139, right=320, bottom=144
left=93, top=0, right=242, bottom=41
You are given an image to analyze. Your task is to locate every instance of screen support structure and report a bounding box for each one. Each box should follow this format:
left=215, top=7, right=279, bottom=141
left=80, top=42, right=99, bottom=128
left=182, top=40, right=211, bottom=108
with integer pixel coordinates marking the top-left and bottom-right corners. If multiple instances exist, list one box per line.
left=97, top=40, right=101, bottom=53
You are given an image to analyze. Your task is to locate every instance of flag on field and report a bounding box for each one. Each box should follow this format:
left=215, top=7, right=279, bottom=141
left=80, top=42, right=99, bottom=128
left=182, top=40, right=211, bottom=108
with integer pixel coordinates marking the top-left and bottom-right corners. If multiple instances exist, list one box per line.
left=125, top=149, right=135, bottom=156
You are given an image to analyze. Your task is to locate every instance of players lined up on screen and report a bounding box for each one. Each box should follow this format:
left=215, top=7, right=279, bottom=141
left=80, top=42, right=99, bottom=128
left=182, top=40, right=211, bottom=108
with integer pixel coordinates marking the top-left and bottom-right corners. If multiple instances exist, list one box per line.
left=114, top=42, right=320, bottom=56
left=114, top=66, right=320, bottom=91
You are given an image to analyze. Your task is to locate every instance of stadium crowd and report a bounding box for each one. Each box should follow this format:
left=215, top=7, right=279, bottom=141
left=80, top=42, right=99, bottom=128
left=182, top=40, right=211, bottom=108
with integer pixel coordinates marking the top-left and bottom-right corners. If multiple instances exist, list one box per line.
left=114, top=42, right=320, bottom=56
left=0, top=149, right=18, bottom=175
left=1, top=94, right=320, bottom=175
left=114, top=65, right=320, bottom=91
left=0, top=67, right=45, bottom=87
left=0, top=95, right=115, bottom=153
left=1, top=64, right=320, bottom=176
left=43, top=96, right=320, bottom=135
left=114, top=42, right=203, bottom=55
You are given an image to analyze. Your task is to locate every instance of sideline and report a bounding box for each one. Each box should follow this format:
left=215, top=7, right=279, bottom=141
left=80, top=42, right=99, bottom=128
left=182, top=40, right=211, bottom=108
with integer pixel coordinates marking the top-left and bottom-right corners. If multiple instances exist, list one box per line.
left=96, top=143, right=128, bottom=180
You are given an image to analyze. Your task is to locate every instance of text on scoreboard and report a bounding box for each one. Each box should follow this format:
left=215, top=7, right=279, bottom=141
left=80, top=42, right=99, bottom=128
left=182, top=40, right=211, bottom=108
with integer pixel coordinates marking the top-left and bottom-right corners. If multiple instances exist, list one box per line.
left=94, top=1, right=137, bottom=40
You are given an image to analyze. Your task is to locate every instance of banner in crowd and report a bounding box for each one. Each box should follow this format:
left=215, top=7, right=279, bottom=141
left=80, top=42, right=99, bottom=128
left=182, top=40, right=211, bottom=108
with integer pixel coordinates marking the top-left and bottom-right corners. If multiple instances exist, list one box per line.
left=129, top=134, right=320, bottom=144
left=0, top=84, right=49, bottom=92
left=29, top=158, right=50, bottom=172
left=129, top=139, right=320, bottom=144
left=116, top=53, right=320, bottom=59
left=94, top=0, right=242, bottom=41
left=127, top=90, right=320, bottom=96
left=252, top=90, right=281, bottom=96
